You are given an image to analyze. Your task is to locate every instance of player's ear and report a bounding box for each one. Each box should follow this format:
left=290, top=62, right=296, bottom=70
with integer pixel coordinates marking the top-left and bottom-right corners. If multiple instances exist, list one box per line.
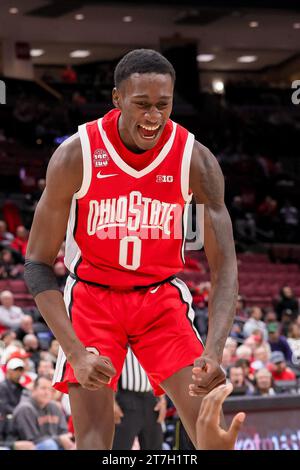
left=112, top=88, right=120, bottom=109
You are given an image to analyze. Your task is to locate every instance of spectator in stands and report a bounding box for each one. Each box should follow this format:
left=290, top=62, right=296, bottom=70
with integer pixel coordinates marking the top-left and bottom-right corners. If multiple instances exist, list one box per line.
left=251, top=329, right=266, bottom=347
left=0, top=291, right=24, bottom=333
left=23, top=334, right=41, bottom=371
left=37, top=360, right=55, bottom=380
left=244, top=334, right=260, bottom=356
left=61, top=65, right=77, bottom=84
left=225, top=337, right=238, bottom=359
left=279, top=200, right=299, bottom=242
left=192, top=282, right=210, bottom=337
left=9, top=352, right=36, bottom=390
left=0, top=249, right=23, bottom=279
left=12, top=376, right=75, bottom=450
left=53, top=261, right=67, bottom=290
left=256, top=195, right=278, bottom=238
left=10, top=226, right=28, bottom=259
left=253, top=368, right=275, bottom=396
left=276, top=286, right=299, bottom=322
left=15, top=315, right=34, bottom=342
left=281, top=309, right=297, bottom=337
left=264, top=310, right=277, bottom=324
left=236, top=345, right=252, bottom=361
left=0, top=330, right=16, bottom=351
left=230, top=322, right=244, bottom=342
left=268, top=351, right=296, bottom=382
left=243, top=306, right=268, bottom=341
left=231, top=195, right=256, bottom=242
left=287, top=322, right=300, bottom=366
left=236, top=295, right=247, bottom=320
left=267, top=322, right=293, bottom=362
left=0, top=358, right=35, bottom=450
left=0, top=221, right=14, bottom=248
left=47, top=339, right=59, bottom=366
left=251, top=344, right=271, bottom=371
left=231, top=295, right=247, bottom=342
left=234, top=358, right=255, bottom=392
left=221, top=348, right=233, bottom=374
left=0, top=358, right=26, bottom=437
left=228, top=365, right=253, bottom=396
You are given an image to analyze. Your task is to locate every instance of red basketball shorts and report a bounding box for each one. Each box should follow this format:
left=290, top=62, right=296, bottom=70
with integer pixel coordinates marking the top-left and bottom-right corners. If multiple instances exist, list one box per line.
left=53, top=276, right=204, bottom=396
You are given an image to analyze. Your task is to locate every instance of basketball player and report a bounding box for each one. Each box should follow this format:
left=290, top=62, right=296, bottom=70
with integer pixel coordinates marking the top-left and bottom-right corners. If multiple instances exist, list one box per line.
left=24, top=49, right=238, bottom=449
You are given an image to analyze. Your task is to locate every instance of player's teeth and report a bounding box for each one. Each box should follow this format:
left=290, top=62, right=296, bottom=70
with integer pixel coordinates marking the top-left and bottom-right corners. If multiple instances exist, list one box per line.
left=140, top=125, right=159, bottom=131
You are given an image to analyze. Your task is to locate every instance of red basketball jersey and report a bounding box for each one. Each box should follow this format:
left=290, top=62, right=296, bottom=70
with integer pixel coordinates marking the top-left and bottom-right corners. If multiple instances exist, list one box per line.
left=64, top=109, right=195, bottom=286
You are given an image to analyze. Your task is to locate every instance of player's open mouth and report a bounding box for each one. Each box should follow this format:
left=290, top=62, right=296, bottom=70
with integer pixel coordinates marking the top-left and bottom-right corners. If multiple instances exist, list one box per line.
left=137, top=124, right=161, bottom=140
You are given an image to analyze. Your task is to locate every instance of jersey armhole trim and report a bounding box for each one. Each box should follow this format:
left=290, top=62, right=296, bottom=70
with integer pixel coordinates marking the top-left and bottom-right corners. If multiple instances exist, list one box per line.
left=75, top=123, right=92, bottom=199
left=181, top=132, right=195, bottom=201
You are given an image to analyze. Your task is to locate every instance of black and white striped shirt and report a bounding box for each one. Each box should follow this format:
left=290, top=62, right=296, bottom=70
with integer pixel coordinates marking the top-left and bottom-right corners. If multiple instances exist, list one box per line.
left=119, top=348, right=152, bottom=393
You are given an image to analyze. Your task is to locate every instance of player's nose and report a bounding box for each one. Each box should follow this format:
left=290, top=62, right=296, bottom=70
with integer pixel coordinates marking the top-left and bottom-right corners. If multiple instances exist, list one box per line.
left=144, top=107, right=161, bottom=123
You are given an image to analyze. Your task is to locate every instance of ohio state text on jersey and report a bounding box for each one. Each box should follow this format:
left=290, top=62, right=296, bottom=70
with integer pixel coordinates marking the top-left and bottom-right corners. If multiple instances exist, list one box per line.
left=64, top=112, right=195, bottom=286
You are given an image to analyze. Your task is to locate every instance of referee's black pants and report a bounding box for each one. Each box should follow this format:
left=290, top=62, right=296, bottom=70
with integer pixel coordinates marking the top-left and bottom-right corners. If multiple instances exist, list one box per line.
left=113, top=390, right=163, bottom=450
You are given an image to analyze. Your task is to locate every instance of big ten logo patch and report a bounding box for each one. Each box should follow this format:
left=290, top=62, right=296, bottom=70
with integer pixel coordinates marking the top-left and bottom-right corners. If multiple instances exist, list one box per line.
left=156, top=175, right=174, bottom=183
left=93, top=149, right=110, bottom=167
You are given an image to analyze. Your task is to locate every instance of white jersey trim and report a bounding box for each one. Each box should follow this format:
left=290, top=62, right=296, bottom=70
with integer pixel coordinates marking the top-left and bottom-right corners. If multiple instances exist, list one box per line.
left=182, top=193, right=193, bottom=263
left=97, top=118, right=177, bottom=179
left=76, top=123, right=92, bottom=199
left=64, top=195, right=81, bottom=274
left=171, top=277, right=204, bottom=347
left=181, top=132, right=195, bottom=201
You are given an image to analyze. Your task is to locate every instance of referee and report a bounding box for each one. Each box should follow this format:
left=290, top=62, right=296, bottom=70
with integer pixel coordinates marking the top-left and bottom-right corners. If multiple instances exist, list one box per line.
left=112, top=348, right=167, bottom=450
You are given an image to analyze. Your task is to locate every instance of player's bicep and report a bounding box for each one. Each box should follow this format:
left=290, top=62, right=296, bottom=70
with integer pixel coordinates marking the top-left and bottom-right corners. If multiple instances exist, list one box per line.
left=26, top=190, right=71, bottom=265
left=190, top=141, right=235, bottom=275
left=26, top=137, right=82, bottom=265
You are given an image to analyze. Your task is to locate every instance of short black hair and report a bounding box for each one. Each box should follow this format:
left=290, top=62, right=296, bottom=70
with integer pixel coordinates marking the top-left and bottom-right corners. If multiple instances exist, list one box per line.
left=114, top=49, right=176, bottom=88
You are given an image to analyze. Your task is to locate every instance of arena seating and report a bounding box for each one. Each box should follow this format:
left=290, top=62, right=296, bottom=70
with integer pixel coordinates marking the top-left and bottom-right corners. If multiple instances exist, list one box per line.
left=180, top=251, right=300, bottom=308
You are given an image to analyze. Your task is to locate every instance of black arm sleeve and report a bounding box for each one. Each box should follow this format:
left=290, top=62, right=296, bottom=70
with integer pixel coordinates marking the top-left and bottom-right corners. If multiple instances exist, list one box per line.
left=24, top=259, right=60, bottom=298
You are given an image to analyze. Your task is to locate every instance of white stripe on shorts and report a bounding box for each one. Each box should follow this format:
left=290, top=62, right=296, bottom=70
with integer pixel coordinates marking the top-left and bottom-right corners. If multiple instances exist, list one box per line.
left=170, top=277, right=204, bottom=347
left=52, top=276, right=76, bottom=386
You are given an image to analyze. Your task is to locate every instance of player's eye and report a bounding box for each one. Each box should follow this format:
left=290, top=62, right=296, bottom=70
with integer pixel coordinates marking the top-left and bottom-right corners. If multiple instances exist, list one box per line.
left=157, top=103, right=168, bottom=109
left=135, top=102, right=148, bottom=107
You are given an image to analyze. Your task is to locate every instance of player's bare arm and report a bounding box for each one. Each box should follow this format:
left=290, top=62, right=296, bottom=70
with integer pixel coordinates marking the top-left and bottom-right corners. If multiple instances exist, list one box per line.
left=24, top=135, right=116, bottom=390
left=189, top=140, right=238, bottom=395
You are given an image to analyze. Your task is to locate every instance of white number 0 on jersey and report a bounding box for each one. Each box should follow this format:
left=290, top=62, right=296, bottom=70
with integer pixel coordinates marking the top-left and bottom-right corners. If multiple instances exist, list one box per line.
left=119, top=236, right=141, bottom=270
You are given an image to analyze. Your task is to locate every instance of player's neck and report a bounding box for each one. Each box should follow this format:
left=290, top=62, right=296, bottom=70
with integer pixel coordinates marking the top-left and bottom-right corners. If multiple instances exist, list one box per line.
left=117, top=114, right=145, bottom=154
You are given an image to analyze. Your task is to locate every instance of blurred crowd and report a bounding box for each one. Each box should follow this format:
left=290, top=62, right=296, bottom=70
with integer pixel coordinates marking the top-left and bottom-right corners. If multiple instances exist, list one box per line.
left=189, top=280, right=300, bottom=398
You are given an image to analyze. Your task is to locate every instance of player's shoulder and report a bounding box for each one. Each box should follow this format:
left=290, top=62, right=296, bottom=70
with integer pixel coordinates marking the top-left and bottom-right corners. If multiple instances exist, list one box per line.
left=46, top=132, right=83, bottom=195
left=191, top=139, right=218, bottom=172
left=50, top=132, right=82, bottom=173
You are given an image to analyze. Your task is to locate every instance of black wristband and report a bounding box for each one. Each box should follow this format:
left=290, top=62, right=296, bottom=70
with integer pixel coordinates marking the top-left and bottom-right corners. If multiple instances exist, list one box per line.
left=24, top=259, right=61, bottom=298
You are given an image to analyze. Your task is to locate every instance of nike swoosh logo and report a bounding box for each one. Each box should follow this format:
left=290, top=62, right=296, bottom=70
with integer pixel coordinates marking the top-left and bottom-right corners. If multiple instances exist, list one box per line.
left=150, top=285, right=161, bottom=294
left=97, top=171, right=118, bottom=179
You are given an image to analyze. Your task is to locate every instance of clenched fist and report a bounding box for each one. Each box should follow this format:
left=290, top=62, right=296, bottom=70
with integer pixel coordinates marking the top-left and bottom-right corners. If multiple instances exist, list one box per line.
left=70, top=350, right=116, bottom=391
